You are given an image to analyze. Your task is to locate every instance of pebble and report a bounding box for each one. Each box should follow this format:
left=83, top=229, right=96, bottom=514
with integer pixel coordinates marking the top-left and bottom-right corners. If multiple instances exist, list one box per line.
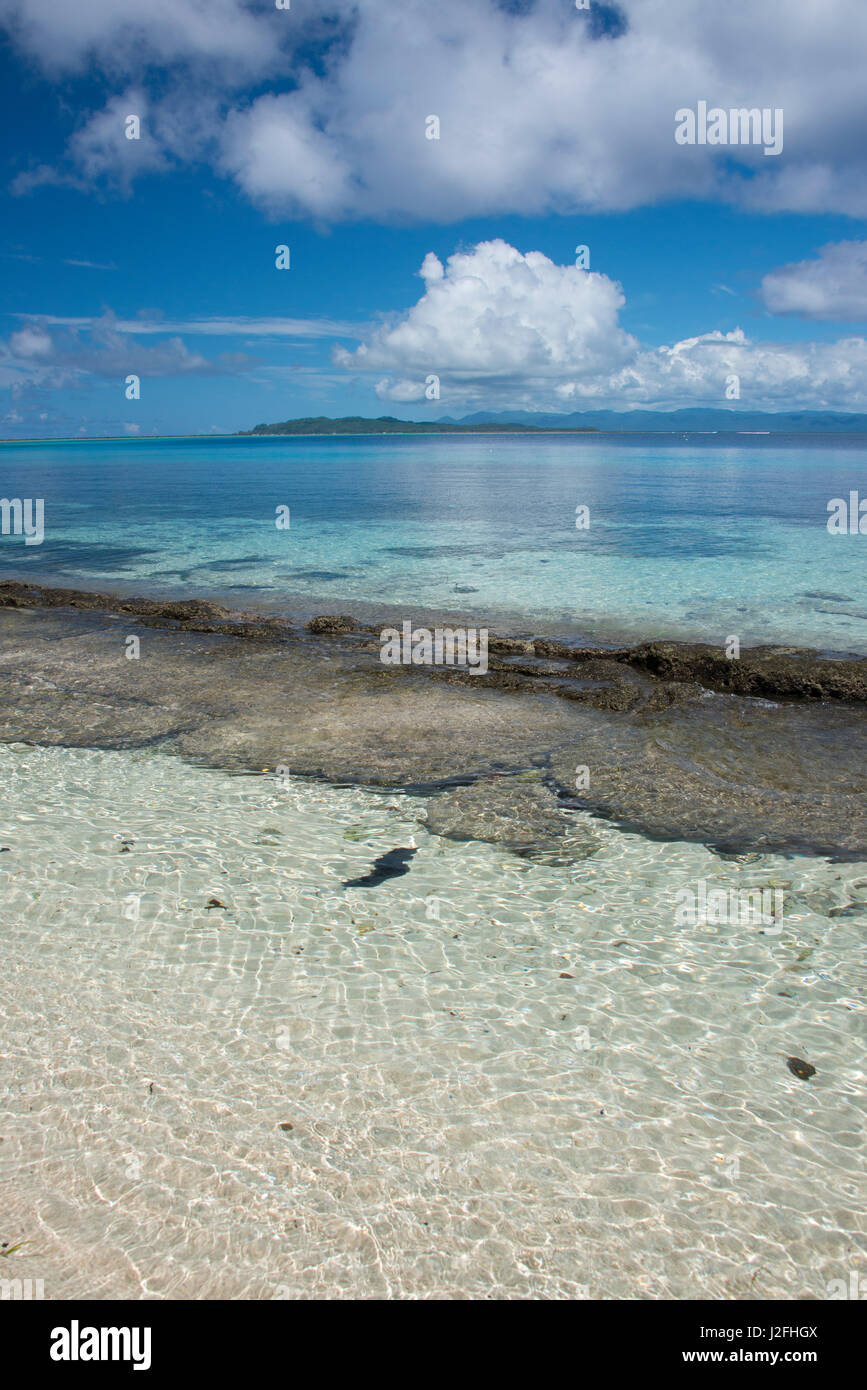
left=786, top=1056, right=816, bottom=1081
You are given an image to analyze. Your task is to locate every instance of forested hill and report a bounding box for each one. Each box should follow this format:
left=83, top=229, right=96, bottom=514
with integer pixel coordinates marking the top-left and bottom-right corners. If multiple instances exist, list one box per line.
left=242, top=416, right=597, bottom=435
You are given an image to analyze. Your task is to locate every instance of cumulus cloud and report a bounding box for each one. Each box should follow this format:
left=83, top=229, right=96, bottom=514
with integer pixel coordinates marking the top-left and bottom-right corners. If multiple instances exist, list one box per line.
left=336, top=240, right=638, bottom=396
left=337, top=240, right=867, bottom=410
left=600, top=330, right=867, bottom=411
left=760, top=241, right=867, bottom=322
left=8, top=243, right=867, bottom=413
left=219, top=92, right=354, bottom=221
left=6, top=0, right=867, bottom=219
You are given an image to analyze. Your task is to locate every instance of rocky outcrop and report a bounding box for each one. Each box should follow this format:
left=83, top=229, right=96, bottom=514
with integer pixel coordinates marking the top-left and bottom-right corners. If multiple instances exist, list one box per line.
left=0, top=583, right=865, bottom=859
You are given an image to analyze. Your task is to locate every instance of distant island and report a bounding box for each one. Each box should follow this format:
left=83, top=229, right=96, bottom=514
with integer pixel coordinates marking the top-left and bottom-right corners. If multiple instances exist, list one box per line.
left=6, top=407, right=867, bottom=446
left=242, top=415, right=597, bottom=435
left=242, top=409, right=867, bottom=436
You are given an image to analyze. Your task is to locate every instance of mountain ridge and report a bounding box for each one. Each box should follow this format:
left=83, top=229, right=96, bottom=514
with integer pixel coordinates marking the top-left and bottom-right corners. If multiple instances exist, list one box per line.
left=245, top=409, right=867, bottom=435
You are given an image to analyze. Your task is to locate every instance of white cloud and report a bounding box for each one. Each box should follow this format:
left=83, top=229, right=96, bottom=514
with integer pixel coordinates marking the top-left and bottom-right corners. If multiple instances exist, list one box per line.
left=7, top=242, right=867, bottom=412
left=17, top=313, right=358, bottom=338
left=336, top=240, right=638, bottom=390
left=599, top=330, right=867, bottom=411
left=0, top=314, right=261, bottom=389
left=219, top=92, right=354, bottom=221
left=337, top=239, right=867, bottom=410
left=6, top=0, right=867, bottom=219
left=0, top=0, right=279, bottom=75
left=375, top=378, right=429, bottom=403
left=760, top=241, right=867, bottom=322
left=9, top=325, right=52, bottom=356
left=67, top=90, right=169, bottom=189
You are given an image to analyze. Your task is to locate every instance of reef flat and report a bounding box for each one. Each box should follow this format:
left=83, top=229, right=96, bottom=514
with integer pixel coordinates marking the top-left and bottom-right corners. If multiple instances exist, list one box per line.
left=0, top=580, right=865, bottom=860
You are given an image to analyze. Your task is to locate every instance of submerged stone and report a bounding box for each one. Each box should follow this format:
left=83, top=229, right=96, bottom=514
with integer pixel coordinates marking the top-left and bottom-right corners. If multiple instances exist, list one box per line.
left=786, top=1057, right=816, bottom=1081
left=344, top=846, right=417, bottom=888
left=423, top=778, right=599, bottom=862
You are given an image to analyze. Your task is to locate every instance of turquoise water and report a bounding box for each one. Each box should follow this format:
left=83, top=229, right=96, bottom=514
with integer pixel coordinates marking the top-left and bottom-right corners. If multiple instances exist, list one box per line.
left=2, top=432, right=866, bottom=649
left=2, top=437, right=866, bottom=1299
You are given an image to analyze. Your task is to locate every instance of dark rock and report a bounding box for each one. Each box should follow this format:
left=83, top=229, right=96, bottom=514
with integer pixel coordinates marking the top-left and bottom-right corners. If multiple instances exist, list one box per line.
left=344, top=846, right=417, bottom=888
left=628, top=641, right=867, bottom=703
left=307, top=615, right=358, bottom=634
left=532, top=638, right=574, bottom=660
left=640, top=680, right=705, bottom=712
left=488, top=636, right=536, bottom=655
left=559, top=682, right=642, bottom=711
left=786, top=1056, right=816, bottom=1081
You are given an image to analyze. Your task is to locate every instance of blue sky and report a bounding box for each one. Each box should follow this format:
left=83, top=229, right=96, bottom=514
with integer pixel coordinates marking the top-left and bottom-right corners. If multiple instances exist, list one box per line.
left=2, top=0, right=867, bottom=437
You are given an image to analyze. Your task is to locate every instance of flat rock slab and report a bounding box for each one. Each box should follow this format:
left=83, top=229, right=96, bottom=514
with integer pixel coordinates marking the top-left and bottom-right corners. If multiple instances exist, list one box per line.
left=422, top=776, right=600, bottom=862
left=0, top=591, right=865, bottom=860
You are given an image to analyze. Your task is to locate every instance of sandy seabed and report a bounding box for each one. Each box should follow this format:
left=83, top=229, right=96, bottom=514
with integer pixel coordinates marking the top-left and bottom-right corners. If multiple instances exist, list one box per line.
left=1, top=745, right=864, bottom=1300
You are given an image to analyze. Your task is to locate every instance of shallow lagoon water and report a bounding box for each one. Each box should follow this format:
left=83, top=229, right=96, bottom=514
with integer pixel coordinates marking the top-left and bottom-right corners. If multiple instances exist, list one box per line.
left=2, top=433, right=867, bottom=651
left=2, top=745, right=864, bottom=1299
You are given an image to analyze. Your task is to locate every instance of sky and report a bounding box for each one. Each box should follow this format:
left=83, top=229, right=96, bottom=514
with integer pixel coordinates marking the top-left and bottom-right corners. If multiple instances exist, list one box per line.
left=2, top=0, right=867, bottom=437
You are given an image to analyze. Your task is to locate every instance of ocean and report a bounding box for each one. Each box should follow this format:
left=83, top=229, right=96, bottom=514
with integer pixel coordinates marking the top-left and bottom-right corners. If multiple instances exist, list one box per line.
left=2, top=431, right=867, bottom=650
left=1, top=433, right=865, bottom=1299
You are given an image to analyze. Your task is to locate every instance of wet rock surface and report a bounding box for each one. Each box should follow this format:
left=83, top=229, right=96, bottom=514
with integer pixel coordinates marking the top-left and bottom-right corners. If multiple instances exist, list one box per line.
left=306, top=615, right=358, bottom=635
left=623, top=640, right=867, bottom=703
left=0, top=583, right=865, bottom=860
left=422, top=776, right=600, bottom=862
left=548, top=695, right=867, bottom=860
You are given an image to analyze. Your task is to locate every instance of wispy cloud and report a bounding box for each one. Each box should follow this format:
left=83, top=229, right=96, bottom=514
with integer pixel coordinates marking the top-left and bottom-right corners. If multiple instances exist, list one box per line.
left=3, top=251, right=117, bottom=268
left=14, top=313, right=361, bottom=339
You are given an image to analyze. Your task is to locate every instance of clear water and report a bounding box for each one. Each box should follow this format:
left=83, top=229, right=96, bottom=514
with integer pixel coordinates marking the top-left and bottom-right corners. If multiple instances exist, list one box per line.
left=2, top=433, right=867, bottom=650
left=2, top=435, right=865, bottom=1300
left=1, top=745, right=864, bottom=1299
